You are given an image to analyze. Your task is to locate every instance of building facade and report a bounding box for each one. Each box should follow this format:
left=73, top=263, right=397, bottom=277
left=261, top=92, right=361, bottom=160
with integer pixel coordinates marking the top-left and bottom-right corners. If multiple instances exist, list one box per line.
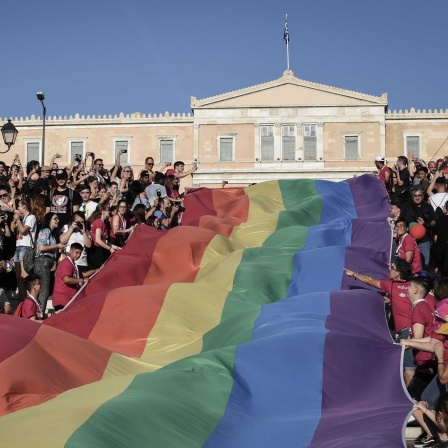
left=2, top=70, right=448, bottom=188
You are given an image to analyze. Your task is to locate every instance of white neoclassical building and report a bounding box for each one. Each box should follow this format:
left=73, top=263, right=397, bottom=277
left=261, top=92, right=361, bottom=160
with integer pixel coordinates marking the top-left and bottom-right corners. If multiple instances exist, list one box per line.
left=2, top=70, right=448, bottom=188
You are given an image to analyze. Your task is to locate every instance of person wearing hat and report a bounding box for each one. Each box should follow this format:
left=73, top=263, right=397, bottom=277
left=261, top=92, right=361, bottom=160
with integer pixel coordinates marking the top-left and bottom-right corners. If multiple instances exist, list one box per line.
left=139, top=170, right=151, bottom=189
left=374, top=155, right=393, bottom=195
left=45, top=169, right=82, bottom=228
left=32, top=165, right=52, bottom=197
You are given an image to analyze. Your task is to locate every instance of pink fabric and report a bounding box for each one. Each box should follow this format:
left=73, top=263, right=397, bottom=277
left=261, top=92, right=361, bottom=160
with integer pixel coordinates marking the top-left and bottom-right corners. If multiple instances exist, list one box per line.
left=412, top=301, right=434, bottom=365
left=397, top=234, right=423, bottom=273
left=21, top=298, right=39, bottom=319
left=91, top=218, right=107, bottom=247
left=52, top=258, right=79, bottom=308
left=380, top=279, right=411, bottom=332
left=426, top=293, right=437, bottom=313
left=378, top=166, right=393, bottom=194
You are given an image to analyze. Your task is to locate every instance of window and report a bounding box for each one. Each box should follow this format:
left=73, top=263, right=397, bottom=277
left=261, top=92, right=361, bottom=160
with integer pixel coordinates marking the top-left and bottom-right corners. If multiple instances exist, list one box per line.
left=260, top=125, right=274, bottom=161
left=345, top=135, right=359, bottom=160
left=282, top=125, right=296, bottom=160
left=25, top=140, right=41, bottom=163
left=114, top=139, right=130, bottom=165
left=405, top=135, right=420, bottom=159
left=159, top=139, right=174, bottom=164
left=219, top=137, right=234, bottom=162
left=303, top=124, right=317, bottom=160
left=69, top=140, right=85, bottom=162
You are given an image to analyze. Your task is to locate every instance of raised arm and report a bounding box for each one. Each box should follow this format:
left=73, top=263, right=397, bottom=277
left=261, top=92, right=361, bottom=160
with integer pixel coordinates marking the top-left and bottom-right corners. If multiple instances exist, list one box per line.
left=344, top=268, right=381, bottom=289
left=110, top=149, right=124, bottom=181
left=174, top=165, right=198, bottom=179
left=427, top=171, right=441, bottom=198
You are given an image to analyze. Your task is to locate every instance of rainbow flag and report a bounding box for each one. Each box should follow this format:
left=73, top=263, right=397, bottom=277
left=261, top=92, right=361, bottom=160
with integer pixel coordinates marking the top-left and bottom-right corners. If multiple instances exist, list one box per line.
left=0, top=175, right=411, bottom=447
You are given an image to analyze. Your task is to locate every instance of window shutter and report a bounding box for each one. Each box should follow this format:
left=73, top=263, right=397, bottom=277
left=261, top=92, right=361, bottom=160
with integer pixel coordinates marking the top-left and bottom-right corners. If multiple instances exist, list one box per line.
left=219, top=138, right=233, bottom=161
left=345, top=136, right=359, bottom=160
left=160, top=140, right=173, bottom=164
left=406, top=136, right=420, bottom=159
left=115, top=141, right=129, bottom=165
left=27, top=142, right=40, bottom=163
left=282, top=136, right=295, bottom=160
left=304, top=136, right=317, bottom=160
left=261, top=126, right=274, bottom=161
left=281, top=126, right=295, bottom=161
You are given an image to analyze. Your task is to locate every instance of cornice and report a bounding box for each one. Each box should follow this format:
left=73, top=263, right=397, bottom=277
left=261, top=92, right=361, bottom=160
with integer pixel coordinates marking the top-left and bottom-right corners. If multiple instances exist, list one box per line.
left=386, top=107, right=448, bottom=119
left=0, top=111, right=193, bottom=125
left=191, top=70, right=387, bottom=108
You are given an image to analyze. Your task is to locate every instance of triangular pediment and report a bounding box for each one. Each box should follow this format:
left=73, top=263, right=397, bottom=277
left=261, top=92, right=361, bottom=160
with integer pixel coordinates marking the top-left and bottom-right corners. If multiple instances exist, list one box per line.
left=191, top=70, right=387, bottom=109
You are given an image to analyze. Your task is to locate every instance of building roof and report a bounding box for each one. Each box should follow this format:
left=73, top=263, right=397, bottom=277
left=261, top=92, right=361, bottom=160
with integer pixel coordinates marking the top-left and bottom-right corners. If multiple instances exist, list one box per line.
left=191, top=70, right=388, bottom=109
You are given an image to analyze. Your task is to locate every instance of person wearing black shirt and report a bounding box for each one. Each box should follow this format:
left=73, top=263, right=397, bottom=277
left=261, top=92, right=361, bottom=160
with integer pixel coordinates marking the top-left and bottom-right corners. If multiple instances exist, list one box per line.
left=391, top=156, right=410, bottom=198
left=399, top=187, right=436, bottom=268
left=45, top=170, right=81, bottom=228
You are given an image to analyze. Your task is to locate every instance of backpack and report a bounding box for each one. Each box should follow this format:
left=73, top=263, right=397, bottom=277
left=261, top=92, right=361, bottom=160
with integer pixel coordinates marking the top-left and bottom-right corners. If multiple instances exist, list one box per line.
left=13, top=298, right=30, bottom=317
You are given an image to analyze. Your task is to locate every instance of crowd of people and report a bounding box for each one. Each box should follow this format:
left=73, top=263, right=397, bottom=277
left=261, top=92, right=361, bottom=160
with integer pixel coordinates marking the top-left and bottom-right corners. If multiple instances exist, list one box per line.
left=5, top=151, right=448, bottom=445
left=0, top=152, right=197, bottom=318
left=345, top=155, right=448, bottom=448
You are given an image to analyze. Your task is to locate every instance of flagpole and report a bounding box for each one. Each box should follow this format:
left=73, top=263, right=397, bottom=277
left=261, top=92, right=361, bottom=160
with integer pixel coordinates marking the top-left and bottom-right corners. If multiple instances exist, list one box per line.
left=284, top=14, right=290, bottom=71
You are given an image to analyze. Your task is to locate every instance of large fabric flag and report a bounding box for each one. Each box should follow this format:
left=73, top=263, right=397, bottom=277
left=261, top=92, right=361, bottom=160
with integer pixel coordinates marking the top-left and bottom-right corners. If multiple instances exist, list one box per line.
left=0, top=175, right=411, bottom=447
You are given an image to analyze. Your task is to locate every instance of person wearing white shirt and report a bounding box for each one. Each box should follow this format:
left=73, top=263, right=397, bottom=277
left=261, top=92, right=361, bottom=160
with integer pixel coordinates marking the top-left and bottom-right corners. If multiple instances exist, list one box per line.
left=10, top=198, right=37, bottom=300
left=145, top=172, right=167, bottom=206
left=59, top=211, right=92, bottom=273
left=78, top=184, right=98, bottom=219
left=427, top=174, right=448, bottom=211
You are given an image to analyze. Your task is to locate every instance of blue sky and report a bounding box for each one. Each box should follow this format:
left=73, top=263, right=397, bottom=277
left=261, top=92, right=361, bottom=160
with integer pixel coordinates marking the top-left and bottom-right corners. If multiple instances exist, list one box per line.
left=2, top=0, right=448, bottom=118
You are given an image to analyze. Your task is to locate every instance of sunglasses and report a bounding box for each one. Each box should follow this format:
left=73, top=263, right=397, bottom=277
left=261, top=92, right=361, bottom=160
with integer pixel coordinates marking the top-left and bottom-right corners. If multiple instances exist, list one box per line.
left=0, top=193, right=9, bottom=198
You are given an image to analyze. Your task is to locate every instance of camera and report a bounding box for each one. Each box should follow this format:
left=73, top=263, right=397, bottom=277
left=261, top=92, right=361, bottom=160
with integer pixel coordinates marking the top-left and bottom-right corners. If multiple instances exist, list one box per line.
left=416, top=212, right=431, bottom=225
left=156, top=189, right=161, bottom=198
left=122, top=149, right=128, bottom=154
left=76, top=221, right=83, bottom=230
left=0, top=210, right=7, bottom=218
left=170, top=201, right=185, bottom=213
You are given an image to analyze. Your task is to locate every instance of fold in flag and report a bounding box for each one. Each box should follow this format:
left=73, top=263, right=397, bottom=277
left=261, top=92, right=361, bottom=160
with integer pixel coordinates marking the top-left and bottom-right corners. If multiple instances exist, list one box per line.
left=284, top=16, right=289, bottom=43
left=0, top=175, right=412, bottom=447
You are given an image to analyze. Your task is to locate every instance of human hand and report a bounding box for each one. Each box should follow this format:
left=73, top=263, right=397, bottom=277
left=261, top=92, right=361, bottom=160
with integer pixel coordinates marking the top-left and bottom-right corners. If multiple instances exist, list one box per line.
left=414, top=401, right=429, bottom=414
left=434, top=341, right=445, bottom=360
left=57, top=243, right=66, bottom=250
left=417, top=217, right=425, bottom=225
left=344, top=268, right=355, bottom=277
